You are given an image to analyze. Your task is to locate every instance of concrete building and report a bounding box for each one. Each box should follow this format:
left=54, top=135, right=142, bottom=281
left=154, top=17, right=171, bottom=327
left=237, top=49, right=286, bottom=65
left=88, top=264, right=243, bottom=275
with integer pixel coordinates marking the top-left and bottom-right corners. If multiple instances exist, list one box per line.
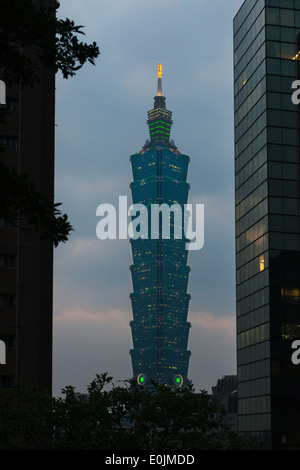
left=212, top=375, right=238, bottom=433
left=0, top=0, right=56, bottom=391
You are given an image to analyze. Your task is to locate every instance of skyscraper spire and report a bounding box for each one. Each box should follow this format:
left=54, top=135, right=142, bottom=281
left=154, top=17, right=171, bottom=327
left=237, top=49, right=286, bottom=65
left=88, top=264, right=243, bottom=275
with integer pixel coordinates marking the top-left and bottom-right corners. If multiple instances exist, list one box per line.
left=146, top=63, right=173, bottom=147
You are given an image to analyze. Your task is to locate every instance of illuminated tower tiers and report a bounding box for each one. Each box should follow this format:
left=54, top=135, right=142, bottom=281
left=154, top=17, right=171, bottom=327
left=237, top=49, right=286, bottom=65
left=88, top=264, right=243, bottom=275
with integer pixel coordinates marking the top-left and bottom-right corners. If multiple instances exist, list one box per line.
left=129, top=64, right=192, bottom=388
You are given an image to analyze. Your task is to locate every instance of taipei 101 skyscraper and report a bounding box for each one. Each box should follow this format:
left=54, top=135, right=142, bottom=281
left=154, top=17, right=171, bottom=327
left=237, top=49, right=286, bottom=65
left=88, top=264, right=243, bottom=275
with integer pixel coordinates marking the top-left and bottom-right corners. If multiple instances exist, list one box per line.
left=129, top=64, right=192, bottom=388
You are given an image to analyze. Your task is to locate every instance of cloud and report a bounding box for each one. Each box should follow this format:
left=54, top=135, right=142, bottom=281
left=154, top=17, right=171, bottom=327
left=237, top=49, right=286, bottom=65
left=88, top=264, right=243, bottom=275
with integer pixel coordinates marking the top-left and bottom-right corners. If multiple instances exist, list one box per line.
left=190, top=310, right=235, bottom=337
left=53, top=305, right=132, bottom=396
left=55, top=172, right=130, bottom=211
left=188, top=310, right=236, bottom=392
left=54, top=235, right=132, bottom=315
left=55, top=305, right=131, bottom=326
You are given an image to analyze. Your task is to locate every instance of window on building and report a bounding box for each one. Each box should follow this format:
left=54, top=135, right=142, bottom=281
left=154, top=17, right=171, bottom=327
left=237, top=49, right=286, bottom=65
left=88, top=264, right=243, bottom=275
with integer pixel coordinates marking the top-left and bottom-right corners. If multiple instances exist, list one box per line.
left=281, top=287, right=300, bottom=303
left=0, top=136, right=18, bottom=150
left=0, top=375, right=15, bottom=389
left=0, top=254, right=16, bottom=268
left=0, top=218, right=17, bottom=228
left=6, top=97, right=19, bottom=112
left=0, top=294, right=16, bottom=308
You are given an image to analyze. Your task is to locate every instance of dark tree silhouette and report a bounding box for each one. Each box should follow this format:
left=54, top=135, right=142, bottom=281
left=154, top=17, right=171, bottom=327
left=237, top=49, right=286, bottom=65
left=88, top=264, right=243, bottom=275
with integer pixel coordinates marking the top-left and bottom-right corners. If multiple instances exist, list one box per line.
left=0, top=373, right=258, bottom=450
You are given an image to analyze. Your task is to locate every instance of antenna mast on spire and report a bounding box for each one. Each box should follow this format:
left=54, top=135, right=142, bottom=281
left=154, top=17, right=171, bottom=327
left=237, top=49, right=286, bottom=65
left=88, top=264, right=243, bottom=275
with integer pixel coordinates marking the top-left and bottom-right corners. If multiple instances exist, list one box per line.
left=157, top=62, right=162, bottom=96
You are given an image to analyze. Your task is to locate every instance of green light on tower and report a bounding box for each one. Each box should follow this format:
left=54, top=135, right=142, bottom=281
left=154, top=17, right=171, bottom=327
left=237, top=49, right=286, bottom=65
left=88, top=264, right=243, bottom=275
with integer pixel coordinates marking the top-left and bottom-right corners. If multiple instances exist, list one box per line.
left=174, top=375, right=183, bottom=387
left=137, top=373, right=147, bottom=385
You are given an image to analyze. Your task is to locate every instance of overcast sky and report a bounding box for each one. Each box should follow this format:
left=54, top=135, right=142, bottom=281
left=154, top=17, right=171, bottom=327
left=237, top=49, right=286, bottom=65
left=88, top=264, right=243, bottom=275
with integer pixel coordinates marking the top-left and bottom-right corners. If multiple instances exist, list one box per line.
left=52, top=0, right=244, bottom=396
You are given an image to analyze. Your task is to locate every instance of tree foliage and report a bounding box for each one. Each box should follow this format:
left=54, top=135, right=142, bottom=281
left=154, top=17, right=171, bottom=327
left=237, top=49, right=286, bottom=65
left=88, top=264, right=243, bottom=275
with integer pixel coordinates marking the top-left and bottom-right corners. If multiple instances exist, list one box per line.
left=0, top=374, right=256, bottom=450
left=0, top=0, right=100, bottom=245
left=0, top=161, right=72, bottom=246
left=0, top=0, right=100, bottom=87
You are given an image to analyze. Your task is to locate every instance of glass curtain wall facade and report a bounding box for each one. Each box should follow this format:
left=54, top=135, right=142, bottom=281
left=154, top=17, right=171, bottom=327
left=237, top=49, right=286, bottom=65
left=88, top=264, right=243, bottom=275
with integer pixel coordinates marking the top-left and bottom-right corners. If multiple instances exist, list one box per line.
left=129, top=66, right=192, bottom=388
left=234, top=0, right=300, bottom=449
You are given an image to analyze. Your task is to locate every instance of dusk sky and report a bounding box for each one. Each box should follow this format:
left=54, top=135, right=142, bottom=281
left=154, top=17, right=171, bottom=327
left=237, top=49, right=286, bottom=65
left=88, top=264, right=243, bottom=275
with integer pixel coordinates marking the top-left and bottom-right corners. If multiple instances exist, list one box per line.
left=52, top=0, right=244, bottom=396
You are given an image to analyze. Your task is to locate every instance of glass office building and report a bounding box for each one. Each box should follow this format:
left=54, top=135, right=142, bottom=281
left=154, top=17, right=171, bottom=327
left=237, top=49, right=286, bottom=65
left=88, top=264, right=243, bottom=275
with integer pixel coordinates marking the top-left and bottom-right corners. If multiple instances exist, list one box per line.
left=129, top=65, right=192, bottom=388
left=234, top=0, right=300, bottom=449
